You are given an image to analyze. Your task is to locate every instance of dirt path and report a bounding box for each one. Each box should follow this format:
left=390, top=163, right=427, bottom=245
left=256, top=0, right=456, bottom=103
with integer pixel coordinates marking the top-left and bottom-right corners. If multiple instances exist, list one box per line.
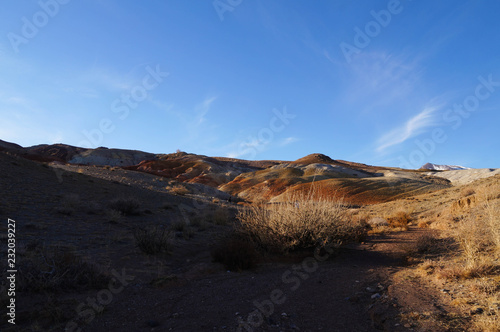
left=80, top=228, right=449, bottom=332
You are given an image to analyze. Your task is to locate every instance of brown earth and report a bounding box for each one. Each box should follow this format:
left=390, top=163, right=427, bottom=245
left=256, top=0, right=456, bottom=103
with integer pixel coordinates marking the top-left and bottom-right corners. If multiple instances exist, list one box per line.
left=0, top=150, right=481, bottom=332
left=1, top=140, right=499, bottom=331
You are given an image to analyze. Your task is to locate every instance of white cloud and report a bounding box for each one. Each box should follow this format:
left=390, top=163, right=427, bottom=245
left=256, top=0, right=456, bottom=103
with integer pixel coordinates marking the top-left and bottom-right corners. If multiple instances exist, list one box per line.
left=194, top=96, right=217, bottom=126
left=280, top=136, right=299, bottom=146
left=376, top=106, right=440, bottom=152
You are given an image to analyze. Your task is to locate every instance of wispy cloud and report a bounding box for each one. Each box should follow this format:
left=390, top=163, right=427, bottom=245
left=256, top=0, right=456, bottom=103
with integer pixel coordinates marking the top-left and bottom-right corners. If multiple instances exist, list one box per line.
left=280, top=136, right=299, bottom=146
left=193, top=96, right=217, bottom=126
left=376, top=106, right=440, bottom=152
left=343, top=52, right=424, bottom=109
left=176, top=95, right=220, bottom=151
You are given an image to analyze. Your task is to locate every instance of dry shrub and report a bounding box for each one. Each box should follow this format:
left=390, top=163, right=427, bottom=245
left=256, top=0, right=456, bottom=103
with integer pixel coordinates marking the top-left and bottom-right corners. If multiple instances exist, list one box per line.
left=466, top=279, right=500, bottom=331
left=414, top=233, right=440, bottom=254
left=454, top=216, right=492, bottom=263
left=18, top=247, right=110, bottom=292
left=109, top=197, right=141, bottom=216
left=437, top=258, right=498, bottom=280
left=418, top=219, right=433, bottom=228
left=439, top=212, right=498, bottom=280
left=134, top=226, right=172, bottom=255
left=416, top=259, right=436, bottom=275
left=170, top=220, right=195, bottom=238
left=475, top=312, right=500, bottom=332
left=237, top=191, right=366, bottom=253
left=170, top=184, right=189, bottom=196
left=211, top=235, right=258, bottom=271
left=484, top=198, right=500, bottom=253
left=387, top=211, right=411, bottom=229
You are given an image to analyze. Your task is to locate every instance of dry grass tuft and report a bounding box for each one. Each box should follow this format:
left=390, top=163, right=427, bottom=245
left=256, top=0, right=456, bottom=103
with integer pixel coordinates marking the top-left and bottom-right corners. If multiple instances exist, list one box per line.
left=414, top=233, right=440, bottom=254
left=169, top=184, right=189, bottom=196
left=18, top=246, right=110, bottom=292
left=109, top=197, right=141, bottom=216
left=237, top=191, right=366, bottom=253
left=437, top=258, right=499, bottom=280
left=483, top=198, right=500, bottom=253
left=387, top=211, right=411, bottom=230
left=134, top=226, right=172, bottom=255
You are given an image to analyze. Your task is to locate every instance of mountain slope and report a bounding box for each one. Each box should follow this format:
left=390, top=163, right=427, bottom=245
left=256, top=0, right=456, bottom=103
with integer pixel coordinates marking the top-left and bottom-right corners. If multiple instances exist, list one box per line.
left=421, top=163, right=470, bottom=171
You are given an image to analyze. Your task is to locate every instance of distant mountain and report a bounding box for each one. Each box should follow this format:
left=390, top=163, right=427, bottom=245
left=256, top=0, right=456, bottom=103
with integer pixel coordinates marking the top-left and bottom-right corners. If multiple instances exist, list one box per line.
left=1, top=138, right=483, bottom=204
left=421, top=163, right=470, bottom=171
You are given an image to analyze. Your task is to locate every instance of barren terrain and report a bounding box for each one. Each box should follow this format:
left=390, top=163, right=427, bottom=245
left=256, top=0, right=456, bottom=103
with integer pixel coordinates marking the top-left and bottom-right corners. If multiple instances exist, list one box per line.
left=1, top=140, right=499, bottom=331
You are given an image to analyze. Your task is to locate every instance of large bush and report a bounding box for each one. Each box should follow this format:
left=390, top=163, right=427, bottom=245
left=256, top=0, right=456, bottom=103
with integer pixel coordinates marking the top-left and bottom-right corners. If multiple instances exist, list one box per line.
left=237, top=191, right=365, bottom=253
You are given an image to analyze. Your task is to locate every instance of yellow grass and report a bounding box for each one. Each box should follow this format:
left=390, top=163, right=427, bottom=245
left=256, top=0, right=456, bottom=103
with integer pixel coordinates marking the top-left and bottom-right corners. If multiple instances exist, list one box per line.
left=237, top=190, right=366, bottom=253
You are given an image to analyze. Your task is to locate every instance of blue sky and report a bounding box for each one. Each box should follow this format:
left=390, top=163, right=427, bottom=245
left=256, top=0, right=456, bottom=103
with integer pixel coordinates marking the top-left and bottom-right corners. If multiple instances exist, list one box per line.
left=1, top=0, right=499, bottom=168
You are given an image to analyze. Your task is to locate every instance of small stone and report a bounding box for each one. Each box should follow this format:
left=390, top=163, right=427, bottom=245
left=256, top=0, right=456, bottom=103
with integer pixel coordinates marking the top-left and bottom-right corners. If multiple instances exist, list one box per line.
left=441, top=289, right=450, bottom=293
left=371, top=293, right=381, bottom=299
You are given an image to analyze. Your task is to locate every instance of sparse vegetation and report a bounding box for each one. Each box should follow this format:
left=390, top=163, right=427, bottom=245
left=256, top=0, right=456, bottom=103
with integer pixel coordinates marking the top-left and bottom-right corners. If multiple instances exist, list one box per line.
left=169, top=184, right=189, bottom=196
left=4, top=138, right=500, bottom=331
left=237, top=191, right=366, bottom=253
left=108, top=197, right=141, bottom=216
left=387, top=211, right=411, bottom=230
left=414, top=233, right=440, bottom=254
left=18, top=246, right=110, bottom=292
left=134, top=226, right=172, bottom=254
